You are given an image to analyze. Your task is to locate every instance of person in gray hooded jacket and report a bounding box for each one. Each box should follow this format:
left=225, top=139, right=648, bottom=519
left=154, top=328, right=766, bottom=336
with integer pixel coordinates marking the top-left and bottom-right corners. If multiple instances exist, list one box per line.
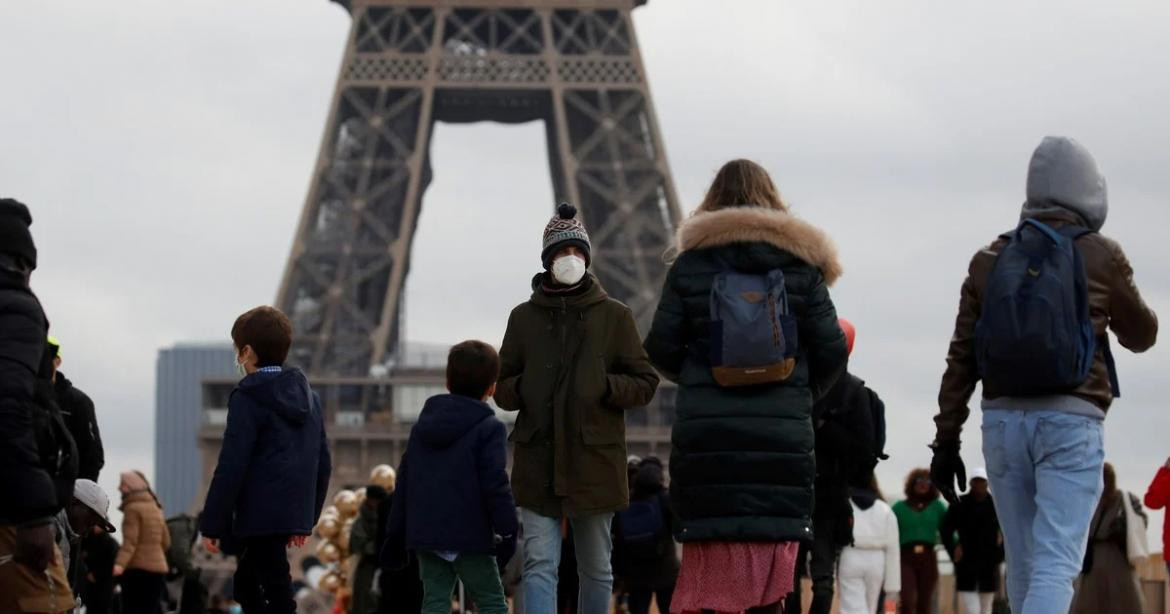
left=930, top=137, right=1158, bottom=614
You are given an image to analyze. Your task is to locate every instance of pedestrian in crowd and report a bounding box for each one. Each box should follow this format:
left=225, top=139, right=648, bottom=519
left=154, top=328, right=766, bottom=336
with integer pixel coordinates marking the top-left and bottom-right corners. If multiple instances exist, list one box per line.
left=494, top=203, right=660, bottom=614
left=939, top=468, right=1002, bottom=614
left=81, top=525, right=121, bottom=614
left=115, top=470, right=171, bottom=614
left=200, top=306, right=333, bottom=614
left=52, top=478, right=117, bottom=593
left=892, top=469, right=945, bottom=614
left=1143, top=456, right=1170, bottom=579
left=931, top=136, right=1158, bottom=614
left=1070, top=462, right=1149, bottom=614
left=384, top=341, right=518, bottom=614
left=838, top=475, right=900, bottom=614
left=788, top=317, right=889, bottom=614
left=0, top=198, right=78, bottom=614
left=350, top=484, right=388, bottom=614
left=614, top=454, right=644, bottom=612
left=45, top=336, right=104, bottom=482
left=643, top=159, right=848, bottom=614
left=612, top=457, right=679, bottom=614
left=374, top=470, right=424, bottom=614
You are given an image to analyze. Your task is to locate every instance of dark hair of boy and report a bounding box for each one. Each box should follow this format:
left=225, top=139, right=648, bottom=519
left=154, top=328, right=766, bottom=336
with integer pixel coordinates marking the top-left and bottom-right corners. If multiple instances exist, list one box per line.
left=446, top=340, right=500, bottom=399
left=231, top=306, right=293, bottom=367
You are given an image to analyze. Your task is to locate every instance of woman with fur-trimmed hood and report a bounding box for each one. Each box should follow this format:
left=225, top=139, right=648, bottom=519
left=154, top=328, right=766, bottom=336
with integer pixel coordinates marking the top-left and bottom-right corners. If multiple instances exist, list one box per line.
left=643, top=159, right=848, bottom=614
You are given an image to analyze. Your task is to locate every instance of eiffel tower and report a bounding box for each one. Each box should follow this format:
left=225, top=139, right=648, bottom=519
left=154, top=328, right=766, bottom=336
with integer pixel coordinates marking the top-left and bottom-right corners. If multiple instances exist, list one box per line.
left=275, top=0, right=681, bottom=376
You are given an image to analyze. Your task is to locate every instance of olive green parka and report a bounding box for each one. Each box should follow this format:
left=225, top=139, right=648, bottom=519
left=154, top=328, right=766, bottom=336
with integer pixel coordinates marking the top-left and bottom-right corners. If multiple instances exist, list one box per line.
left=495, top=273, right=660, bottom=518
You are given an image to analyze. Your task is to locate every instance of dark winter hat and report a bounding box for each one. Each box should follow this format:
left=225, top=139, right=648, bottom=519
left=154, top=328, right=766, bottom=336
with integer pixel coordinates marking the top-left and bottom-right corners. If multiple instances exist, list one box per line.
left=0, top=198, right=36, bottom=270
left=541, top=202, right=591, bottom=269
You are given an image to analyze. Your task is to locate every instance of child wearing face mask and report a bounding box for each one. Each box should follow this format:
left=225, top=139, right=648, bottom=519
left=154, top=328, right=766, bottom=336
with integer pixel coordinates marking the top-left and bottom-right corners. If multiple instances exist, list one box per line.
left=199, top=306, right=333, bottom=614
left=494, top=203, right=660, bottom=614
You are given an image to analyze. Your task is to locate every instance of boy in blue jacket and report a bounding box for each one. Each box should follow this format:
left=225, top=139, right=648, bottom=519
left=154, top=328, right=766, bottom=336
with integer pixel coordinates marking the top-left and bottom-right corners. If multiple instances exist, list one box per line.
left=200, top=306, right=332, bottom=614
left=383, top=340, right=518, bottom=614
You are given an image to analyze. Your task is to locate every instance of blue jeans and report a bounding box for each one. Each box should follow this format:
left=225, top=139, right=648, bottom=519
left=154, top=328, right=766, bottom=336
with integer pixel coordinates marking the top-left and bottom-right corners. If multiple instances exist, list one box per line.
left=981, top=409, right=1104, bottom=614
left=520, top=508, right=614, bottom=614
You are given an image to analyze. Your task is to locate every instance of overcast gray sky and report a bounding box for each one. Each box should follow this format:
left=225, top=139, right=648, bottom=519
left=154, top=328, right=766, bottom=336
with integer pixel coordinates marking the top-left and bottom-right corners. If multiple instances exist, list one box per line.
left=2, top=0, right=1167, bottom=547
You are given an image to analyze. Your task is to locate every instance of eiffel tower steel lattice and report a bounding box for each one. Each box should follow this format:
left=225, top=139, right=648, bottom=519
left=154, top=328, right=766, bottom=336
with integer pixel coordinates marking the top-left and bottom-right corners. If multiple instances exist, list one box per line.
left=276, top=0, right=681, bottom=376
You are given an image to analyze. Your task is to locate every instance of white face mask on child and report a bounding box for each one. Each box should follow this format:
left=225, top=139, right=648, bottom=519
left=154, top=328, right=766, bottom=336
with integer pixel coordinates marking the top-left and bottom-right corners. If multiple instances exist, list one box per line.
left=234, top=350, right=247, bottom=377
left=551, top=255, right=586, bottom=286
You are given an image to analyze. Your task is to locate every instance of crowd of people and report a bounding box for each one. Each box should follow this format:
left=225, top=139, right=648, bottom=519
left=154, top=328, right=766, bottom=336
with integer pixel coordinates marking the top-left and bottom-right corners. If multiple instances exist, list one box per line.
left=0, top=136, right=1163, bottom=614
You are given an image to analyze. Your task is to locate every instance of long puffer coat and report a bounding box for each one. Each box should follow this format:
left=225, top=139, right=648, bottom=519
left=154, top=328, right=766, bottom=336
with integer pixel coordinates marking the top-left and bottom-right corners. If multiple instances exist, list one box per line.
left=644, top=205, right=848, bottom=543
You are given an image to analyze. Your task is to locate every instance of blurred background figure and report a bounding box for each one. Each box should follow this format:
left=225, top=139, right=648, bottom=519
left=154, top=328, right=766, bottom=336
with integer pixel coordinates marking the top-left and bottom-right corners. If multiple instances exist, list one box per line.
left=81, top=523, right=122, bottom=614
left=45, top=336, right=104, bottom=482
left=940, top=468, right=1002, bottom=614
left=52, top=478, right=117, bottom=596
left=838, top=475, right=900, bottom=614
left=893, top=469, right=946, bottom=614
left=612, top=457, right=679, bottom=614
left=350, top=484, right=388, bottom=614
left=115, top=470, right=171, bottom=614
left=1143, top=457, right=1170, bottom=579
left=1070, top=462, right=1148, bottom=614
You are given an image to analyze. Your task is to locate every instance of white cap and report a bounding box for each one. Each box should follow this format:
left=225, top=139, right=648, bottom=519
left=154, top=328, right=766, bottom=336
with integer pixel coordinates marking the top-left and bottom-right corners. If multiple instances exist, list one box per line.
left=969, top=467, right=989, bottom=483
left=73, top=479, right=116, bottom=534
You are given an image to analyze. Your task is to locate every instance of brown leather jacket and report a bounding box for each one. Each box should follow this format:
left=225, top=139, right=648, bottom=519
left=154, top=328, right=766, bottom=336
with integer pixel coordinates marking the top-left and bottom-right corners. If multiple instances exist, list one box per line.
left=115, top=492, right=171, bottom=574
left=935, top=212, right=1158, bottom=443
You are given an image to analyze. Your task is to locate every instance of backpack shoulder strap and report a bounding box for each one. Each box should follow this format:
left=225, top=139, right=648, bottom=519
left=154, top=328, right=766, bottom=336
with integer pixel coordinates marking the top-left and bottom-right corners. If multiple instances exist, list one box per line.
left=1054, top=224, right=1122, bottom=396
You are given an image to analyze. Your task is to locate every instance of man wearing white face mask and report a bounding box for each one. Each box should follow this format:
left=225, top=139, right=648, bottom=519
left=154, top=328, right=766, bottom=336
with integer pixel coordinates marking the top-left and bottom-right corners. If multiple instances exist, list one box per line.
left=495, top=203, right=660, bottom=614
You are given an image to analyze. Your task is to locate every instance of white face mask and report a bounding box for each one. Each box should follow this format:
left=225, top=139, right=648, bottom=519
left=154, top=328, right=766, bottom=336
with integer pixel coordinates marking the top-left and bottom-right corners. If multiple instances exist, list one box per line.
left=234, top=350, right=247, bottom=377
left=551, top=255, right=586, bottom=286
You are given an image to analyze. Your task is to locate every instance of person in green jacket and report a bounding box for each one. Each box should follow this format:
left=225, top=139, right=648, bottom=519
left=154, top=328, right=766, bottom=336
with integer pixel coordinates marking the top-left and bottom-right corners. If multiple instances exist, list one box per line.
left=892, top=468, right=947, bottom=614
left=494, top=202, right=660, bottom=614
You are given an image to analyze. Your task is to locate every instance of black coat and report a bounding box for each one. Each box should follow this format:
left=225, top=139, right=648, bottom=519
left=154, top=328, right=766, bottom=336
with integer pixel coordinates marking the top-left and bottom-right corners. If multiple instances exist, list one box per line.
left=54, top=372, right=104, bottom=481
left=200, top=368, right=332, bottom=539
left=0, top=270, right=76, bottom=524
left=644, top=206, right=848, bottom=543
left=612, top=488, right=681, bottom=590
left=940, top=493, right=1003, bottom=592
left=384, top=394, right=518, bottom=567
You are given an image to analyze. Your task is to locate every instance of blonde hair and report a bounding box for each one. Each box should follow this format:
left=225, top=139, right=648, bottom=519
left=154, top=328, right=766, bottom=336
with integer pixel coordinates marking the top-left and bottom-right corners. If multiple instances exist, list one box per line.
left=696, top=159, right=787, bottom=214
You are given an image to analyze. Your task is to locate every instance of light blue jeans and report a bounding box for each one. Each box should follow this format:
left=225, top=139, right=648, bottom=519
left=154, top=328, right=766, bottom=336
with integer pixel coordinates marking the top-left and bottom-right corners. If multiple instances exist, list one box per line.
left=981, top=409, right=1104, bottom=614
left=520, top=508, right=614, bottom=614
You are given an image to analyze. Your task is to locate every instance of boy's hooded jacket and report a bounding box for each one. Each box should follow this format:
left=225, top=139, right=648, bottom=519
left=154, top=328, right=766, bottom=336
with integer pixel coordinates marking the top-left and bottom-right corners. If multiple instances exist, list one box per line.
left=384, top=394, right=517, bottom=564
left=200, top=368, right=332, bottom=540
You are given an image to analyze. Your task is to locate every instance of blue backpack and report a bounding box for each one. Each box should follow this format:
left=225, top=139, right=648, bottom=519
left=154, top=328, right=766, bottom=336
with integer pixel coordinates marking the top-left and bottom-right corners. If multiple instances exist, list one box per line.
left=618, top=495, right=666, bottom=560
left=709, top=267, right=799, bottom=387
left=974, top=219, right=1119, bottom=396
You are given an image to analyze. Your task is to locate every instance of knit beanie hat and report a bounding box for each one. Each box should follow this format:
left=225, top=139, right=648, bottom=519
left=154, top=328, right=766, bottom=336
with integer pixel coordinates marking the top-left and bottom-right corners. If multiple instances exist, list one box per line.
left=541, top=203, right=591, bottom=269
left=0, top=198, right=36, bottom=270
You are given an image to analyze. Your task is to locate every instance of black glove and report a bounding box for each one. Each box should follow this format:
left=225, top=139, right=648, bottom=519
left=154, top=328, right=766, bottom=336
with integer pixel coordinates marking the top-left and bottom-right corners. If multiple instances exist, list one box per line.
left=14, top=522, right=56, bottom=572
left=495, top=533, right=517, bottom=572
left=930, top=441, right=966, bottom=504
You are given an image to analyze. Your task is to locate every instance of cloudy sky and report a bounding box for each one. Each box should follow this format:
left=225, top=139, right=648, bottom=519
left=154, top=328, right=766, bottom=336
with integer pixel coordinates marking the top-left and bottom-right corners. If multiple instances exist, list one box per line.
left=2, top=0, right=1167, bottom=547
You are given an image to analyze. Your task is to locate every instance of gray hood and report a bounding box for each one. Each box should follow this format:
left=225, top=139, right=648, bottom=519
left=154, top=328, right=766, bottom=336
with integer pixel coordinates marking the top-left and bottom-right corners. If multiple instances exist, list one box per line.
left=1020, top=136, right=1108, bottom=231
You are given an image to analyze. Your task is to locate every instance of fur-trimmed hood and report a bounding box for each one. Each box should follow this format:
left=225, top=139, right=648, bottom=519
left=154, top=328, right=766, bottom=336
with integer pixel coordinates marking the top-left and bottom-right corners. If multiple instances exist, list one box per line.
left=676, top=206, right=843, bottom=285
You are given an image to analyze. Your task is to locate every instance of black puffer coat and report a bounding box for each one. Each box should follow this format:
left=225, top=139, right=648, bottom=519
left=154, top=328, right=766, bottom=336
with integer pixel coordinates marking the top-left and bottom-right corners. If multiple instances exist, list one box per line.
left=0, top=268, right=77, bottom=525
left=644, top=206, right=848, bottom=543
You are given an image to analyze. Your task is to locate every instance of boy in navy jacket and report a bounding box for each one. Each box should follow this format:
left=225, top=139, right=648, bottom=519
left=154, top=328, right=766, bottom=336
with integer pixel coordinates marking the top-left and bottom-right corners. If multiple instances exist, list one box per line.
left=383, top=340, right=518, bottom=614
left=200, top=306, right=332, bottom=614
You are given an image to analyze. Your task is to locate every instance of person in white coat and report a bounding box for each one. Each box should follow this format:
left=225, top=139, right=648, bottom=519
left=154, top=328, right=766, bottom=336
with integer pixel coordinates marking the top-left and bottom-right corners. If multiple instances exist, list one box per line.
left=838, top=478, right=900, bottom=614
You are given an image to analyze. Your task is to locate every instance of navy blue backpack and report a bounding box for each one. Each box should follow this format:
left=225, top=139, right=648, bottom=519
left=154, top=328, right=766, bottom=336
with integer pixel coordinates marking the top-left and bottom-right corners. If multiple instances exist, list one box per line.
left=974, top=219, right=1119, bottom=396
left=709, top=267, right=799, bottom=387
left=617, top=495, right=666, bottom=560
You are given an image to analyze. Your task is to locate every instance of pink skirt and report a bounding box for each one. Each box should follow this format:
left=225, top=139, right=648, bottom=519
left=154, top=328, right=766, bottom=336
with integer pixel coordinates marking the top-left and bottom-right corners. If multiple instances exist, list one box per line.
left=671, top=541, right=800, bottom=614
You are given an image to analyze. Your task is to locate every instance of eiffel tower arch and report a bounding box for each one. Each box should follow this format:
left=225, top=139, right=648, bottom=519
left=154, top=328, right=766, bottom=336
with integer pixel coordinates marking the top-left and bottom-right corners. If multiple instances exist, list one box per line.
left=276, top=0, right=682, bottom=377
